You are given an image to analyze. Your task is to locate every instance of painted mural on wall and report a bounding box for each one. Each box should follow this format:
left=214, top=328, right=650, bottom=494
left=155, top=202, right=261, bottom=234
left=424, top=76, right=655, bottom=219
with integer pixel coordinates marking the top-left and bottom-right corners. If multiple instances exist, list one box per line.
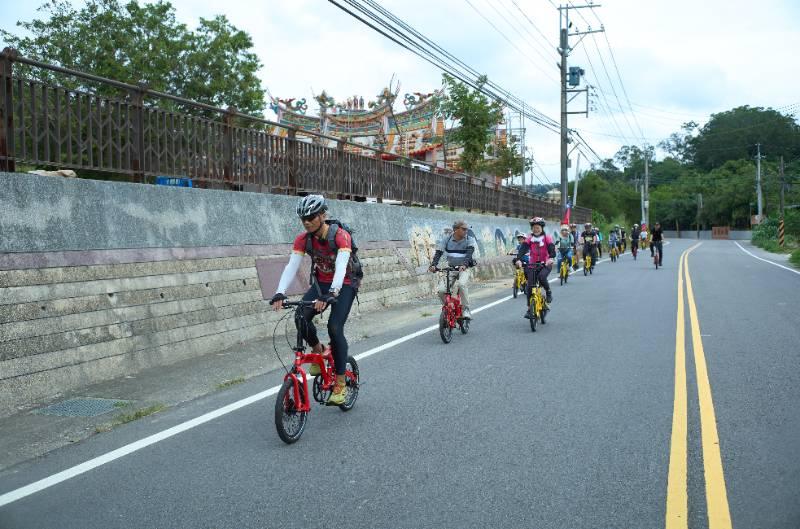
left=406, top=220, right=538, bottom=267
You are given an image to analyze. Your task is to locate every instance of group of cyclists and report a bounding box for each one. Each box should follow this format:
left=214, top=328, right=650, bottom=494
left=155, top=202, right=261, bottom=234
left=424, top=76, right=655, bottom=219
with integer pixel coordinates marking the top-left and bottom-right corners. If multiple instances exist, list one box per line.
left=269, top=193, right=666, bottom=405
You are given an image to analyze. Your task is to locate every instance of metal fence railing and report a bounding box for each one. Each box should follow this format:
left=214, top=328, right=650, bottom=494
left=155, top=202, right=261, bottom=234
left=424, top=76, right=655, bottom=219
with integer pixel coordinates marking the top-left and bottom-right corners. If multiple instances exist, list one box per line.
left=0, top=48, right=591, bottom=223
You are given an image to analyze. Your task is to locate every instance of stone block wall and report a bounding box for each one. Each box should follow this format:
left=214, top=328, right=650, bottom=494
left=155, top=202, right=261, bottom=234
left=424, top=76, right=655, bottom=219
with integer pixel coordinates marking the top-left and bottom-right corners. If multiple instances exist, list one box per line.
left=0, top=172, right=559, bottom=416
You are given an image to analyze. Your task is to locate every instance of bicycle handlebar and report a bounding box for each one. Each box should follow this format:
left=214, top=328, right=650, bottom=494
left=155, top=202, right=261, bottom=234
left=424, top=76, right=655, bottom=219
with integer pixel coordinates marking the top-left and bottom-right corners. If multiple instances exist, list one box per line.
left=433, top=266, right=465, bottom=272
left=281, top=298, right=338, bottom=308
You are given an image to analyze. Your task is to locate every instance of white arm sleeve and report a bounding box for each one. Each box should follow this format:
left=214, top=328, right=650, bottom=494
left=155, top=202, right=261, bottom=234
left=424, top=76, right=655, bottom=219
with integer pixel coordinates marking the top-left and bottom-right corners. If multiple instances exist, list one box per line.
left=276, top=253, right=303, bottom=294
left=330, top=250, right=351, bottom=290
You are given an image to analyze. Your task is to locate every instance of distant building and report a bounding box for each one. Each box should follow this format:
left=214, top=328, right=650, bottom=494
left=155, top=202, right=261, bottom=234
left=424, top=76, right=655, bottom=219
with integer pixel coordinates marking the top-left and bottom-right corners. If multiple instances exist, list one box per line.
left=269, top=83, right=508, bottom=183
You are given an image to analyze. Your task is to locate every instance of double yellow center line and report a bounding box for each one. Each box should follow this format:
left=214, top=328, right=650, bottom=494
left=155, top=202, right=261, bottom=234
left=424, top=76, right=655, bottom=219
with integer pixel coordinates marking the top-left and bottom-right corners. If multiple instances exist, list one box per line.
left=666, top=244, right=732, bottom=528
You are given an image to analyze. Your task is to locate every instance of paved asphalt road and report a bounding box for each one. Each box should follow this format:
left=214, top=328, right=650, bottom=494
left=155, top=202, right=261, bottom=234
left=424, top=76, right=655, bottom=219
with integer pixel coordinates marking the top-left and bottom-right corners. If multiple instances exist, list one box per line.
left=1, top=240, right=798, bottom=528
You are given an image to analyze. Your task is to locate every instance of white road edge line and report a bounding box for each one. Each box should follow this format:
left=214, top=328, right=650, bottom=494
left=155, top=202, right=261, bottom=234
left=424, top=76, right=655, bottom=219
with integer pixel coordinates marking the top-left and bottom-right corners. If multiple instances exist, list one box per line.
left=0, top=247, right=674, bottom=508
left=734, top=241, right=800, bottom=276
left=0, top=294, right=515, bottom=508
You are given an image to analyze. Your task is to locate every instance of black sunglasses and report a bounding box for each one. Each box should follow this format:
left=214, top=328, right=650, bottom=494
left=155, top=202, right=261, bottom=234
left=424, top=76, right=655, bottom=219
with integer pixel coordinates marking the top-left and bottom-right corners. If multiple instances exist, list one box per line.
left=301, top=214, right=318, bottom=222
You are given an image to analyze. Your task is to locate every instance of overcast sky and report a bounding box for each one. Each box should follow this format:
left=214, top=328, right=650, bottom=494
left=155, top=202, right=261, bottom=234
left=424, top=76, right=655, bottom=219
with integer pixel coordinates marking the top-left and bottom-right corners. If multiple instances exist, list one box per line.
left=3, top=0, right=799, bottom=184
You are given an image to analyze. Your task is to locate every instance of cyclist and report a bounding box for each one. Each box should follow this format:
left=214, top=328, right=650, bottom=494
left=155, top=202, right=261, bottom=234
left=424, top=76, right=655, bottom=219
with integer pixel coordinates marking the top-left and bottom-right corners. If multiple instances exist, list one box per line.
left=608, top=229, right=619, bottom=256
left=514, top=217, right=555, bottom=317
left=595, top=227, right=603, bottom=257
left=579, top=222, right=598, bottom=270
left=620, top=225, right=627, bottom=252
left=555, top=224, right=574, bottom=276
left=270, top=194, right=358, bottom=406
left=640, top=225, right=648, bottom=248
left=508, top=233, right=529, bottom=263
left=630, top=223, right=641, bottom=254
left=569, top=223, right=580, bottom=269
left=429, top=220, right=477, bottom=319
left=650, top=221, right=664, bottom=266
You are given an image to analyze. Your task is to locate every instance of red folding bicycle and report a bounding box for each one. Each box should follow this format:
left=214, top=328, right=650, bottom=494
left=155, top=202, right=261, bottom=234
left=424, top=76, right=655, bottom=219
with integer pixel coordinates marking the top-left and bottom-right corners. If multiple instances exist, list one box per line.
left=273, top=299, right=360, bottom=444
left=435, top=266, right=470, bottom=343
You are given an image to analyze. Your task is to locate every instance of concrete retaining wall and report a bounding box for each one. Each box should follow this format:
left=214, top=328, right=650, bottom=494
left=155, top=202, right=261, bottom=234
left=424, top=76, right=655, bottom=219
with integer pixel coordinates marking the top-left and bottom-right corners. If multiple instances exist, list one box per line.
left=663, top=230, right=752, bottom=240
left=0, top=172, right=556, bottom=416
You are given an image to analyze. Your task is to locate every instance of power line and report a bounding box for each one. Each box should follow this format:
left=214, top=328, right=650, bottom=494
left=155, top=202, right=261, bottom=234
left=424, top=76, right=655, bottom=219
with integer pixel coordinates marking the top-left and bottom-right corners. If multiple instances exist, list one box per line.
left=331, top=0, right=562, bottom=132
left=506, top=0, right=556, bottom=56
left=588, top=32, right=639, bottom=144
left=462, top=0, right=559, bottom=83
left=493, top=0, right=559, bottom=65
left=600, top=31, right=646, bottom=141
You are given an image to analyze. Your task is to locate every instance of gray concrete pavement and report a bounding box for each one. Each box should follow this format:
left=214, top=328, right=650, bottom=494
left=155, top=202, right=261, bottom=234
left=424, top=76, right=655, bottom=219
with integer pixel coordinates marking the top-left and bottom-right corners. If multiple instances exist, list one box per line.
left=1, top=240, right=799, bottom=528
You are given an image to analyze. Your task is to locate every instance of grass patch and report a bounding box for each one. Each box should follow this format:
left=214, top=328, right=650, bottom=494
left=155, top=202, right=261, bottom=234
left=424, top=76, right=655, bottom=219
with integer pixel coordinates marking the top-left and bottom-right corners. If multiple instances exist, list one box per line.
left=95, top=424, right=112, bottom=434
left=790, top=249, right=800, bottom=268
left=216, top=377, right=245, bottom=390
left=421, top=311, right=433, bottom=317
left=754, top=239, right=791, bottom=254
left=113, top=401, right=131, bottom=408
left=113, top=403, right=166, bottom=426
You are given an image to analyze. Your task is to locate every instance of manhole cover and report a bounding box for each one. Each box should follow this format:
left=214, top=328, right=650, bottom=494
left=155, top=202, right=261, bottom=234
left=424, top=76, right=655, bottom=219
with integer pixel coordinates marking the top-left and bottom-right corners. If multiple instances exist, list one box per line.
left=34, top=398, right=131, bottom=417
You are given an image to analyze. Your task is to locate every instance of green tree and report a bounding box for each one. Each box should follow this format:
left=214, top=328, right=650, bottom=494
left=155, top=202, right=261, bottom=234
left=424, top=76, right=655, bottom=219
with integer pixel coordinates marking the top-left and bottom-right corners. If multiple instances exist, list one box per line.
left=658, top=121, right=698, bottom=163
left=440, top=74, right=504, bottom=175
left=1, top=0, right=265, bottom=115
left=689, top=106, right=800, bottom=170
left=486, top=135, right=531, bottom=181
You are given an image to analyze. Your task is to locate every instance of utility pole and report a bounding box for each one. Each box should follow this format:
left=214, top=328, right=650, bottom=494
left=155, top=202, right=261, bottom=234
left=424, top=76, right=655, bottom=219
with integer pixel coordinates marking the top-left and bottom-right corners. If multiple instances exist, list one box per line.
left=521, top=101, right=526, bottom=192
left=644, top=149, right=650, bottom=227
left=755, top=143, right=764, bottom=221
left=573, top=151, right=581, bottom=206
left=779, top=155, right=786, bottom=216
left=779, top=155, right=786, bottom=247
left=640, top=182, right=645, bottom=227
left=558, top=4, right=602, bottom=215
left=696, top=192, right=703, bottom=239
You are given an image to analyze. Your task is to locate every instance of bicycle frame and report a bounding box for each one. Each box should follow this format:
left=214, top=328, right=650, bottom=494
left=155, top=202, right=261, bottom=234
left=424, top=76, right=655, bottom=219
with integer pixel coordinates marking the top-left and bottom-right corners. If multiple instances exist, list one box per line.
left=438, top=267, right=464, bottom=328
left=280, top=301, right=339, bottom=413
left=527, top=263, right=546, bottom=317
left=515, top=267, right=527, bottom=289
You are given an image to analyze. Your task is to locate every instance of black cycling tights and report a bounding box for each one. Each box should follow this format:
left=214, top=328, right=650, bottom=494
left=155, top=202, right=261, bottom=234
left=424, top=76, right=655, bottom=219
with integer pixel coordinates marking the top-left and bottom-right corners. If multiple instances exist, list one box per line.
left=525, top=264, right=552, bottom=299
left=298, top=283, right=356, bottom=375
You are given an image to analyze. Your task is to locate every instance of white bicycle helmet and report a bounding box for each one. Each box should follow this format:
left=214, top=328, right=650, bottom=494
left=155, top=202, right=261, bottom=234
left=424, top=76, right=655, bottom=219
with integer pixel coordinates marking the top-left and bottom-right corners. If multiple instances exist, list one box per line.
left=296, top=194, right=327, bottom=218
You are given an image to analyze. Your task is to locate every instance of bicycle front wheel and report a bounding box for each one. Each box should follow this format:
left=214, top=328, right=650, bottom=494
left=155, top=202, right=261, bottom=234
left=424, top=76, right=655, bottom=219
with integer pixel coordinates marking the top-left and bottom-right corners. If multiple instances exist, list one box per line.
left=439, top=311, right=453, bottom=343
left=339, top=356, right=360, bottom=411
left=275, top=379, right=308, bottom=444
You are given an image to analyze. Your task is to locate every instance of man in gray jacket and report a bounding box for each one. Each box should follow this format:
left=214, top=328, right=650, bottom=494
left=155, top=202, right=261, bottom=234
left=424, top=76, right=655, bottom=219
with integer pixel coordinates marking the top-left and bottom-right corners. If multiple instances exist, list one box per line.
left=428, top=220, right=477, bottom=319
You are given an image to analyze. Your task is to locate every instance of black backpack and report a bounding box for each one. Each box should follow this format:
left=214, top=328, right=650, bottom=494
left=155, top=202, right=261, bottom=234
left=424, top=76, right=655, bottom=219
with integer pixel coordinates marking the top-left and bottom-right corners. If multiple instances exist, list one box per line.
left=305, top=219, right=364, bottom=290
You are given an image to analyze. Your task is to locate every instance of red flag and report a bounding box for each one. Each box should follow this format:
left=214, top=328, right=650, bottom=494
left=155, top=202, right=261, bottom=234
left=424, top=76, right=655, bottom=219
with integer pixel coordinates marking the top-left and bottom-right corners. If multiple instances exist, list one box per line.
left=562, top=202, right=572, bottom=225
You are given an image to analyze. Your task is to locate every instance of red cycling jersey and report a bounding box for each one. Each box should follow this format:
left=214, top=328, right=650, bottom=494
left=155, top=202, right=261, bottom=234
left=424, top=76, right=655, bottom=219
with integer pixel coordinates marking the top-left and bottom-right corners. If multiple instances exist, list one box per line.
left=292, top=229, right=353, bottom=285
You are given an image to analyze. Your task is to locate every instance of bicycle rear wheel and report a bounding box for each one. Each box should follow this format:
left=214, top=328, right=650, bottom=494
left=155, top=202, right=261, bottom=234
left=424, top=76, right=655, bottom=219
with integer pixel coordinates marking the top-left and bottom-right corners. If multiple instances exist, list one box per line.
left=275, top=379, right=308, bottom=444
left=339, top=356, right=360, bottom=411
left=439, top=311, right=453, bottom=343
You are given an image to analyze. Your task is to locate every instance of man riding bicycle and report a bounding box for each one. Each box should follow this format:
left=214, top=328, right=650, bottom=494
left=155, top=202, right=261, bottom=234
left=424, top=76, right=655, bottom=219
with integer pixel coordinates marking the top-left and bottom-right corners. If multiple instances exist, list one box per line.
left=270, top=194, right=358, bottom=406
left=650, top=221, right=664, bottom=266
left=429, top=220, right=477, bottom=320
left=630, top=223, right=641, bottom=254
left=608, top=229, right=619, bottom=254
left=620, top=225, right=627, bottom=252
left=514, top=217, right=556, bottom=318
left=555, top=224, right=574, bottom=274
left=579, top=222, right=599, bottom=270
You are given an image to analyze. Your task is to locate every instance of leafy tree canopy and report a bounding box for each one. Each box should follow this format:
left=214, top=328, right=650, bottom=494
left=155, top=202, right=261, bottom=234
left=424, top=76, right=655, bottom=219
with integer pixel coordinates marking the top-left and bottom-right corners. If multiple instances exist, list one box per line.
left=440, top=74, right=503, bottom=175
left=1, top=0, right=266, bottom=115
